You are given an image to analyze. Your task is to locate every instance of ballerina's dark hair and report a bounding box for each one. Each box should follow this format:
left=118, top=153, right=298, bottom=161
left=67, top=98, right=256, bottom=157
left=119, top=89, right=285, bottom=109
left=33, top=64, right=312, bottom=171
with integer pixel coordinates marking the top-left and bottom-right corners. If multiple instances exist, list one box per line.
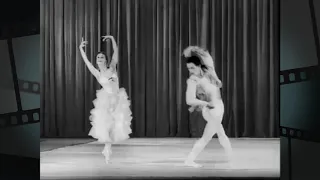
left=186, top=56, right=207, bottom=70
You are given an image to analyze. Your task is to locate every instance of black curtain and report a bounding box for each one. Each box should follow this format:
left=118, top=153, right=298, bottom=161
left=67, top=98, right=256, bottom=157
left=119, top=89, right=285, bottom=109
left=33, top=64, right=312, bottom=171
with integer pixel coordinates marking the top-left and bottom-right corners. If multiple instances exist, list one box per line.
left=40, top=0, right=279, bottom=138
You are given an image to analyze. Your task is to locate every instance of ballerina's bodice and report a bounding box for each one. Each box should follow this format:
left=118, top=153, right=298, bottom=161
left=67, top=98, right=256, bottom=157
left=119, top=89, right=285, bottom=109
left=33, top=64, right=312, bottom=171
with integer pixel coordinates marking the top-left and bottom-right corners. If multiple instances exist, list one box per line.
left=97, top=70, right=119, bottom=93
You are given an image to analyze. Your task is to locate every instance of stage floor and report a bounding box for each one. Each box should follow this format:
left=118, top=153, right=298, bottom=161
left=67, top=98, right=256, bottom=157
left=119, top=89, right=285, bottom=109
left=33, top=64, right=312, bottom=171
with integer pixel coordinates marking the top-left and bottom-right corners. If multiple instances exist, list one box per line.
left=40, top=138, right=280, bottom=179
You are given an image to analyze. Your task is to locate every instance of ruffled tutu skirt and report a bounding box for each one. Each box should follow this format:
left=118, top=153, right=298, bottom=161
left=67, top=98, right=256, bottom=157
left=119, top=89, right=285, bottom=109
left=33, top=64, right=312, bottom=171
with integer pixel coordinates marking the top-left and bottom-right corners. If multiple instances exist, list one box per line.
left=88, top=88, right=132, bottom=143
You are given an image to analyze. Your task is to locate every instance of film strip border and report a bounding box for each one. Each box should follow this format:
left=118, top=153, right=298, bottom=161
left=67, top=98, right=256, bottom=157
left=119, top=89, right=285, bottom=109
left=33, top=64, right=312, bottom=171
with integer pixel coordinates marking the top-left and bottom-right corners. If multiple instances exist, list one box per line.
left=0, top=108, right=40, bottom=128
left=280, top=126, right=320, bottom=143
left=280, top=64, right=319, bottom=180
left=18, top=79, right=40, bottom=94
left=280, top=65, right=318, bottom=85
left=279, top=125, right=320, bottom=180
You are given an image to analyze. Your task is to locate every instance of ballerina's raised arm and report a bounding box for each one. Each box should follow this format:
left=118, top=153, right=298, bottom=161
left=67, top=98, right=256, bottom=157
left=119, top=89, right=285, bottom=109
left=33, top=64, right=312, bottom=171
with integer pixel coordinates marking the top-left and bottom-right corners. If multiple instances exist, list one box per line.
left=79, top=37, right=100, bottom=78
left=102, top=35, right=119, bottom=71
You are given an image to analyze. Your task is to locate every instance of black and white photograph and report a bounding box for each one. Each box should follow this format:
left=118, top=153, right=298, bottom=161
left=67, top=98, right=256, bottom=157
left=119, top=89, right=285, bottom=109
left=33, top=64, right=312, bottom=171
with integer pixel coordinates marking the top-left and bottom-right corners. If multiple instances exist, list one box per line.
left=39, top=0, right=280, bottom=179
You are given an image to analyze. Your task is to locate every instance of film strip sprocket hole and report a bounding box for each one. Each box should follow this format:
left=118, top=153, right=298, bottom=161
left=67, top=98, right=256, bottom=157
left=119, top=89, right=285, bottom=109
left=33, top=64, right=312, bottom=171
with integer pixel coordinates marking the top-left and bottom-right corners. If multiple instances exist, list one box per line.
left=18, top=79, right=40, bottom=94
left=0, top=108, right=40, bottom=128
left=280, top=66, right=318, bottom=85
left=280, top=126, right=320, bottom=143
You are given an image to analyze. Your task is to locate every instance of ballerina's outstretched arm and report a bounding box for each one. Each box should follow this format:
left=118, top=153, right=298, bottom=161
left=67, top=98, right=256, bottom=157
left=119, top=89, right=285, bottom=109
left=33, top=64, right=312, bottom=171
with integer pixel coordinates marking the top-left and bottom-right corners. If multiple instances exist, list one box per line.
left=183, top=46, right=208, bottom=58
left=102, top=35, right=119, bottom=71
left=79, top=38, right=99, bottom=78
left=206, top=66, right=222, bottom=87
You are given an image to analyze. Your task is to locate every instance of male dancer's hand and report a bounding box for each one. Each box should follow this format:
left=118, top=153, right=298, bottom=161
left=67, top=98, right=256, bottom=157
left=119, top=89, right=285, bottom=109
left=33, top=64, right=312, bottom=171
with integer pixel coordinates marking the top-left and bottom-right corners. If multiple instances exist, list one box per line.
left=206, top=103, right=215, bottom=109
left=205, top=103, right=214, bottom=109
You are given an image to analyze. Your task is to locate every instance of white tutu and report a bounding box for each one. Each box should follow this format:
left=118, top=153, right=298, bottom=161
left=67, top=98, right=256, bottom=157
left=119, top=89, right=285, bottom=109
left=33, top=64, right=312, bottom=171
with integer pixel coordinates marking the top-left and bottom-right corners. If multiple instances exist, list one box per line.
left=88, top=87, right=132, bottom=143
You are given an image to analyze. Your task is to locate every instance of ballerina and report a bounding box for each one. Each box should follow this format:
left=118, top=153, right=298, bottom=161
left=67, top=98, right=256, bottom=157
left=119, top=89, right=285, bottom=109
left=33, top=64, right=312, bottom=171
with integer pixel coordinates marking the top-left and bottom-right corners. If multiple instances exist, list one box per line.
left=79, top=35, right=132, bottom=164
left=182, top=46, right=232, bottom=168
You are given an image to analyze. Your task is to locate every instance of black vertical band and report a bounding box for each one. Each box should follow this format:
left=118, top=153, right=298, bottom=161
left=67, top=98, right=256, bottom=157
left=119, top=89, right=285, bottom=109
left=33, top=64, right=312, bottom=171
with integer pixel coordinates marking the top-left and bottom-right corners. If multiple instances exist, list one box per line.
left=309, top=0, right=320, bottom=65
left=7, top=38, right=22, bottom=112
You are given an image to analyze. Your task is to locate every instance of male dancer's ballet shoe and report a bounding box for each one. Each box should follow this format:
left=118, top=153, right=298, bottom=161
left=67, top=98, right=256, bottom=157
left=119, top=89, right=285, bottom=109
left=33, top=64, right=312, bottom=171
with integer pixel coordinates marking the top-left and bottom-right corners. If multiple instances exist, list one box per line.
left=184, top=160, right=203, bottom=168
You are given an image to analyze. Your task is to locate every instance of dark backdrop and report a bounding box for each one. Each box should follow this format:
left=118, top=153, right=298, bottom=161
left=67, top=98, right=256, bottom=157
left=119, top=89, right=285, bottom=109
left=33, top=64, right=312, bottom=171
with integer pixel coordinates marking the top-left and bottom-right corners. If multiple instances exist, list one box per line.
left=40, top=0, right=279, bottom=138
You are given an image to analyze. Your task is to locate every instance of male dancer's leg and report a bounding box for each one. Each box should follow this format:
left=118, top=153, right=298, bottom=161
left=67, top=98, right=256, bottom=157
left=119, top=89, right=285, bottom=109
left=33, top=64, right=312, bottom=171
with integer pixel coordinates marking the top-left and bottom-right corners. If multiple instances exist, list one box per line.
left=216, top=124, right=233, bottom=157
left=185, top=121, right=218, bottom=168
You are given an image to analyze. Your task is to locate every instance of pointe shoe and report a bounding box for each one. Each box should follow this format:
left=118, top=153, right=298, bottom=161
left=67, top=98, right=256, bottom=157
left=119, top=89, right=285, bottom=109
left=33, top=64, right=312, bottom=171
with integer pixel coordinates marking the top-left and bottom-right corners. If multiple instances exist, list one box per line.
left=102, top=150, right=111, bottom=164
left=184, top=160, right=202, bottom=168
left=103, top=152, right=111, bottom=164
left=104, top=156, right=110, bottom=164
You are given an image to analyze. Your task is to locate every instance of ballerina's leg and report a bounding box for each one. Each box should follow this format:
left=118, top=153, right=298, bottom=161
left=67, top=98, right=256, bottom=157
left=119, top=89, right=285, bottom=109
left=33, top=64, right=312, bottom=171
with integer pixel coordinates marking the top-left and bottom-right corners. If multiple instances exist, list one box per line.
left=102, top=142, right=112, bottom=164
left=102, top=94, right=119, bottom=164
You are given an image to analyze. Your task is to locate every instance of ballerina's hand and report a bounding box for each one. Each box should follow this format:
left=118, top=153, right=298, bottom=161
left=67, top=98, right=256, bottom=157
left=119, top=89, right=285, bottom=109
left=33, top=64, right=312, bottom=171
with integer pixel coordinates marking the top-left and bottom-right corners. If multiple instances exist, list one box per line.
left=102, top=35, right=114, bottom=41
left=183, top=46, right=207, bottom=57
left=79, top=37, right=88, bottom=48
left=191, top=46, right=207, bottom=57
left=182, top=46, right=196, bottom=57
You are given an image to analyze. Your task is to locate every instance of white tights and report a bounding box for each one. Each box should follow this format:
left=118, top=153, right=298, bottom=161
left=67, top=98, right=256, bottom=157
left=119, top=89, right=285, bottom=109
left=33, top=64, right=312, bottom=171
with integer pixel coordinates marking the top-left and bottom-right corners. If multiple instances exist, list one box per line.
left=185, top=113, right=232, bottom=167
